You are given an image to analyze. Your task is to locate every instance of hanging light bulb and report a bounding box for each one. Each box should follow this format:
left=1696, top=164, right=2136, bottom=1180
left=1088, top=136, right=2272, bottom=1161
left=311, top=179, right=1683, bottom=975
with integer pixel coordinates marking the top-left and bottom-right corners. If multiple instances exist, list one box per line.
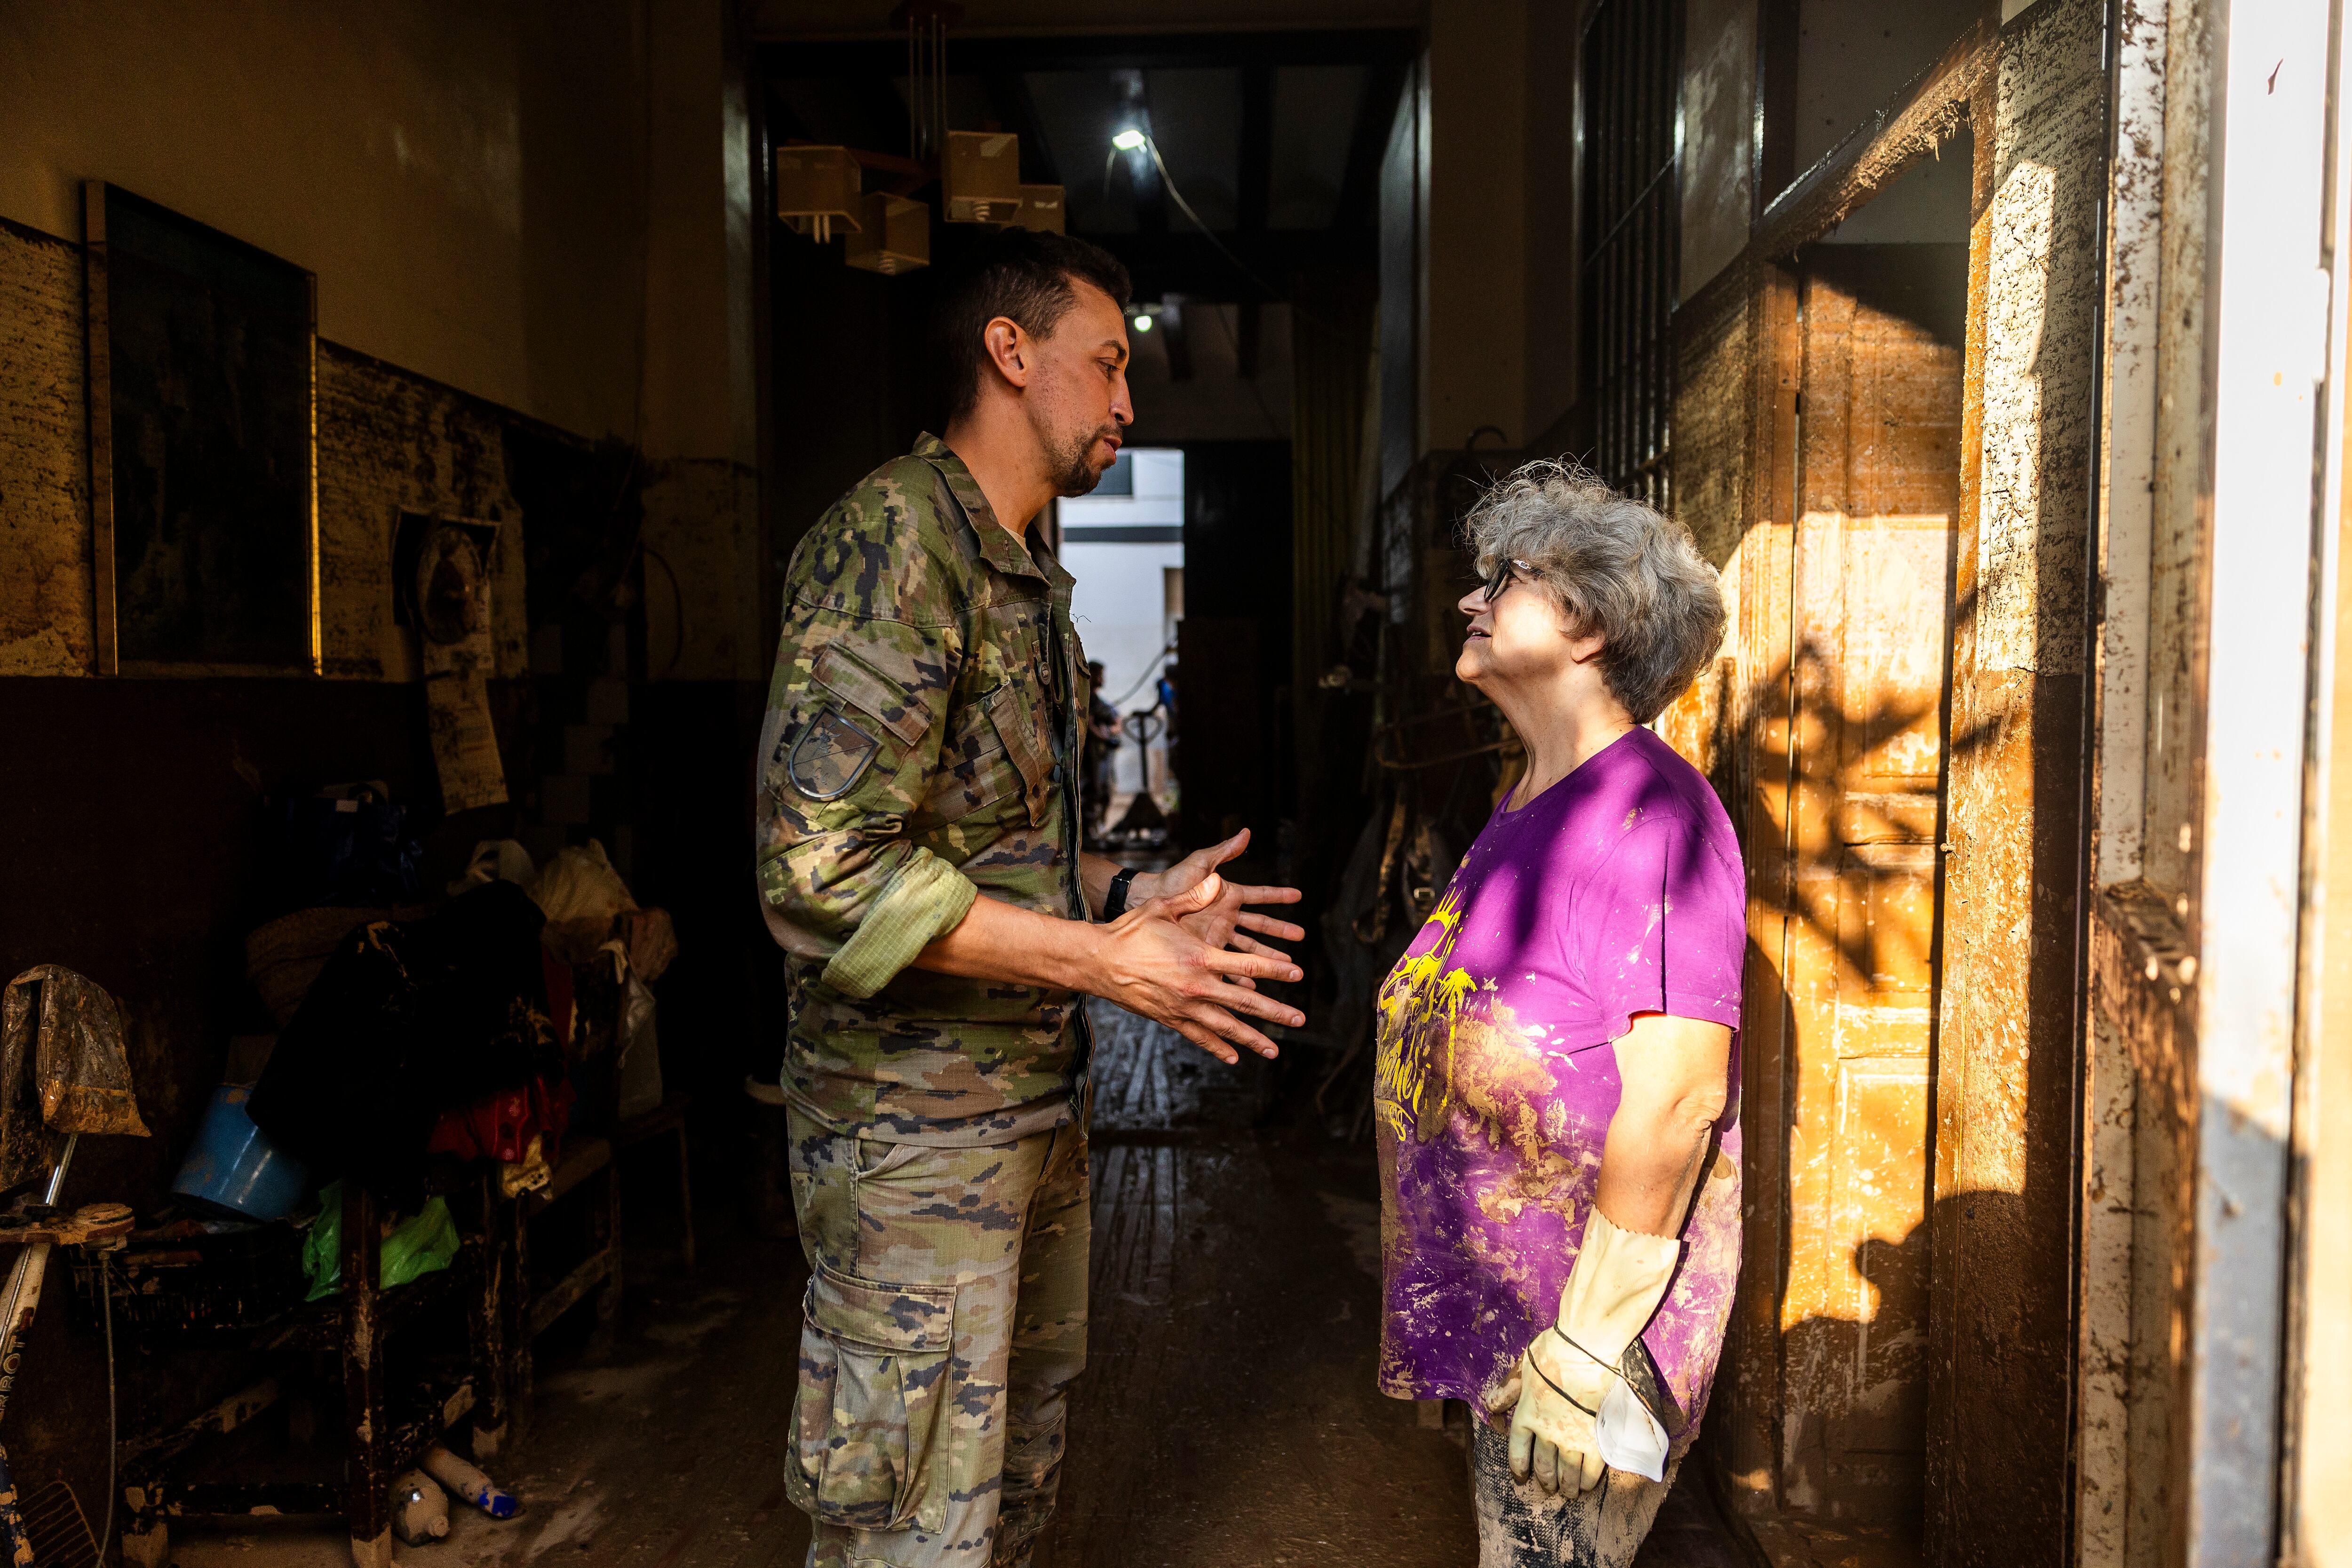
left=1132, top=313, right=1154, bottom=332
left=1111, top=128, right=1148, bottom=151
left=845, top=192, right=931, bottom=275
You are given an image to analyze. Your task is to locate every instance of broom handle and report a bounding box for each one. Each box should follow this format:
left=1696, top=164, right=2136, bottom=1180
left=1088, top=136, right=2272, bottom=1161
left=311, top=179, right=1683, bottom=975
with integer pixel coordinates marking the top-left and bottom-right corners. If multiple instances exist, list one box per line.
left=0, top=1244, right=50, bottom=1433
left=38, top=1136, right=74, bottom=1208
left=0, top=1133, right=76, bottom=1431
left=0, top=1131, right=80, bottom=1567
left=0, top=1242, right=49, bottom=1562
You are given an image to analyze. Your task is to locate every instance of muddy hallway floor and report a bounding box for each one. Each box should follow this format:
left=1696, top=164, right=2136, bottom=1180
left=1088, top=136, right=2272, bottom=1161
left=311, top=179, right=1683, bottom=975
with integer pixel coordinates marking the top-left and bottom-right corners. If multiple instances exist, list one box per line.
left=174, top=1004, right=1744, bottom=1568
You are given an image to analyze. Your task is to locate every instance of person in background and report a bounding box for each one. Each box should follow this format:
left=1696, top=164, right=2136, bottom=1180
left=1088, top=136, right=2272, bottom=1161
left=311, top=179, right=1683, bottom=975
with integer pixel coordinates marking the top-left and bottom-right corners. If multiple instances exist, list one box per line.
left=1156, top=661, right=1179, bottom=802
left=1372, top=462, right=1742, bottom=1567
left=1082, top=657, right=1121, bottom=845
left=753, top=229, right=1307, bottom=1568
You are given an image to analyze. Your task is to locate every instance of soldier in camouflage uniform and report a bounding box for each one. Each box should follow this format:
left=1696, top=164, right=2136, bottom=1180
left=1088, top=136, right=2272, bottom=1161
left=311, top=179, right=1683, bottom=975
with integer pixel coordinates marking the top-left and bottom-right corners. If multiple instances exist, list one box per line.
left=756, top=231, right=1308, bottom=1568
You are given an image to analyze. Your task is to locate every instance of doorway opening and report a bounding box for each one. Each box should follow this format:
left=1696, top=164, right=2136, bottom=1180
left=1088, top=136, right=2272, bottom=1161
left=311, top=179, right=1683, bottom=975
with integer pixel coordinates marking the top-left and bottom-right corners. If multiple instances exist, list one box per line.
left=1061, top=446, right=1184, bottom=844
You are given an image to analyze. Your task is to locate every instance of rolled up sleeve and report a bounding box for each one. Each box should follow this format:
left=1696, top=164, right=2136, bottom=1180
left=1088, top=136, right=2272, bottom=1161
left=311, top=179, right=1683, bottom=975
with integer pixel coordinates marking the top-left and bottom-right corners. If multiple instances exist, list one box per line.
left=754, top=588, right=968, bottom=996
left=820, top=850, right=979, bottom=997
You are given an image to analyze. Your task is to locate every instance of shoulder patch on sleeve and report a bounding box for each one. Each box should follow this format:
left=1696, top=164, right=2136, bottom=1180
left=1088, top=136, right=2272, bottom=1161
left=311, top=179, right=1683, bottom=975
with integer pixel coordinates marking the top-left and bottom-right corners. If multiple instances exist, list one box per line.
left=787, top=709, right=882, bottom=800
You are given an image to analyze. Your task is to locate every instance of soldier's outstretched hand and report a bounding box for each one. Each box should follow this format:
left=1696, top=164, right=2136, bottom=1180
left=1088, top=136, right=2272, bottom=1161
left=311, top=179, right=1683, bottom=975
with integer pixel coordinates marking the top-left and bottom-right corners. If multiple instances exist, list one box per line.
left=1151, top=828, right=1306, bottom=961
left=1100, top=874, right=1304, bottom=1066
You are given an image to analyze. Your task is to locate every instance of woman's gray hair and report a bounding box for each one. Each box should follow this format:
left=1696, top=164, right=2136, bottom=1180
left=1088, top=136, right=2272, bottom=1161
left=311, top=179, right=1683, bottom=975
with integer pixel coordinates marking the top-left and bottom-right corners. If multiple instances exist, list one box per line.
left=1463, top=461, right=1726, bottom=724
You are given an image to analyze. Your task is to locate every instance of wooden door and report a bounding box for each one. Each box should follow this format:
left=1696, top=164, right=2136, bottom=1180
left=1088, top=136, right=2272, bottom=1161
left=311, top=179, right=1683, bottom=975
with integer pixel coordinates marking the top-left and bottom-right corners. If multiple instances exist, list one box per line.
left=1767, top=251, right=1963, bottom=1522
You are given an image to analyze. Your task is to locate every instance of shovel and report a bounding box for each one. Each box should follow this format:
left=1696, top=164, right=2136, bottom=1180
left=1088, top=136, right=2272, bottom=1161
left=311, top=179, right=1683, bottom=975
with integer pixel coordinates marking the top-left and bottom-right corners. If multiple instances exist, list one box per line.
left=0, top=969, right=148, bottom=1567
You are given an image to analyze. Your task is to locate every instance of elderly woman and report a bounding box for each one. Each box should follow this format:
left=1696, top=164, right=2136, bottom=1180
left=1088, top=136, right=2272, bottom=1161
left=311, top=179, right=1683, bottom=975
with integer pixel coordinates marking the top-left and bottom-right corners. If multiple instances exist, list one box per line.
left=1373, top=463, right=1742, bottom=1567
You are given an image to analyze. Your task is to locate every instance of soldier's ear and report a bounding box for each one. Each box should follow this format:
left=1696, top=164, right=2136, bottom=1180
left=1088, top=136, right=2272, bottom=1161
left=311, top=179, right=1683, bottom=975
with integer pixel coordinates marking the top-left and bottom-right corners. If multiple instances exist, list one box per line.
left=983, top=317, right=1031, bottom=388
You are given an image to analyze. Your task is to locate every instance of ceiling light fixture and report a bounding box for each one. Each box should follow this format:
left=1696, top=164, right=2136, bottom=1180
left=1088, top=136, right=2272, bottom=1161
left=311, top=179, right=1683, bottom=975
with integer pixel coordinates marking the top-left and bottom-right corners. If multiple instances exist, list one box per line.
left=1115, top=126, right=1298, bottom=313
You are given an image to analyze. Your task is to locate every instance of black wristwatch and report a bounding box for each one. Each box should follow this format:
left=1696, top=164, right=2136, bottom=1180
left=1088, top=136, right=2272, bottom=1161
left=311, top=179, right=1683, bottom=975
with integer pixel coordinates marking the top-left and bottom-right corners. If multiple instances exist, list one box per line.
left=1103, top=867, right=1139, bottom=920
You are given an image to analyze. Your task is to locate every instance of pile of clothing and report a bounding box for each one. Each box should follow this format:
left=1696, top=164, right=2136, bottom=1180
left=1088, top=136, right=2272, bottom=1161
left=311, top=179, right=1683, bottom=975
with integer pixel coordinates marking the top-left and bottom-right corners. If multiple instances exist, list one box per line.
left=246, top=881, right=565, bottom=1210
left=245, top=838, right=674, bottom=1211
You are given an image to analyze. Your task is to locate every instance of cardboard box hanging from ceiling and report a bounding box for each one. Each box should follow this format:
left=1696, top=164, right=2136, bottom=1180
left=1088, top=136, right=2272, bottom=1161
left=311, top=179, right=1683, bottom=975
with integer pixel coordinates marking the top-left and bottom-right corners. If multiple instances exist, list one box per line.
left=775, top=145, right=861, bottom=241
left=1009, top=184, right=1065, bottom=233
left=845, top=194, right=930, bottom=275
left=944, top=130, right=1021, bottom=223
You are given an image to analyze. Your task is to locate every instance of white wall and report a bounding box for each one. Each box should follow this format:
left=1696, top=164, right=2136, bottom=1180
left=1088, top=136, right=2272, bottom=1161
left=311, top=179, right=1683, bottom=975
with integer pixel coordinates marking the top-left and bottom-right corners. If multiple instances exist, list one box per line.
left=1062, top=448, right=1184, bottom=795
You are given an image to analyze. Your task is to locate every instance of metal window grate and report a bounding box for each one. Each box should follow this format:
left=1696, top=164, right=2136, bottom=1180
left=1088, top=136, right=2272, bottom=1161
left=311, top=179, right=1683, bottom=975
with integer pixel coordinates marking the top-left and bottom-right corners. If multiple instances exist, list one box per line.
left=1579, top=0, right=1682, bottom=511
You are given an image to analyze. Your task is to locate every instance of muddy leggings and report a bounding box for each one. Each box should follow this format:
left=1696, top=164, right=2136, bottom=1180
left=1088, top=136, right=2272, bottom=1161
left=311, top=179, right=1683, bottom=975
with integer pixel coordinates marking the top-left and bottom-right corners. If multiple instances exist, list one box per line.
left=1468, top=1417, right=1678, bottom=1568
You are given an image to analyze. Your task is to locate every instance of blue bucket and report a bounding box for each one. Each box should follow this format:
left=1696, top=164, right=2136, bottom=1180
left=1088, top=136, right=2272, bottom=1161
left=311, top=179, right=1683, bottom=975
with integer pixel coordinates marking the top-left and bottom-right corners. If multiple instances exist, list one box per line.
left=171, top=1084, right=309, bottom=1221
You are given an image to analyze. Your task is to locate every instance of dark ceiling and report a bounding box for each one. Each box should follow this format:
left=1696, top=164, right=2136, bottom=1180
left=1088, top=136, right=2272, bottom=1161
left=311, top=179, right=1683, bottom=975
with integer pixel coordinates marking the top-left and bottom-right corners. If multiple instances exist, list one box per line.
left=760, top=28, right=1417, bottom=301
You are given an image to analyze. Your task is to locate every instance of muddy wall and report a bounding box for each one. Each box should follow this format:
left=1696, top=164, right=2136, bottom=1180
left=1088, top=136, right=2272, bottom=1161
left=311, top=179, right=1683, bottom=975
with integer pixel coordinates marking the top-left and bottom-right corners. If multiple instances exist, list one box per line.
left=1666, top=0, right=2103, bottom=1556
left=1928, top=0, right=2106, bottom=1562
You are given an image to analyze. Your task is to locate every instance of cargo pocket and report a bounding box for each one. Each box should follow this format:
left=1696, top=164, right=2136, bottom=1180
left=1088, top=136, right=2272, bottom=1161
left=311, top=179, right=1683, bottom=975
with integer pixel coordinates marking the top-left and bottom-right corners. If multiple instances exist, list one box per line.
left=983, top=681, right=1055, bottom=827
left=784, top=1262, right=954, bottom=1534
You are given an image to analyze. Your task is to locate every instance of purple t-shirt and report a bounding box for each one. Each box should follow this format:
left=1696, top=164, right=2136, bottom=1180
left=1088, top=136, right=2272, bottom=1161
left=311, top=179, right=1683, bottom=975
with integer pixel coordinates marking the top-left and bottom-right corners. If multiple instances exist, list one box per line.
left=1373, top=727, right=1746, bottom=1443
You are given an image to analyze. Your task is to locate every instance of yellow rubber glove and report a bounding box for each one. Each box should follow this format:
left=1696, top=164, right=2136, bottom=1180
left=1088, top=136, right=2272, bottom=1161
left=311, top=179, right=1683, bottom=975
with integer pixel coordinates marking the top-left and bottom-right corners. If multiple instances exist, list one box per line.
left=1502, top=1208, right=1680, bottom=1494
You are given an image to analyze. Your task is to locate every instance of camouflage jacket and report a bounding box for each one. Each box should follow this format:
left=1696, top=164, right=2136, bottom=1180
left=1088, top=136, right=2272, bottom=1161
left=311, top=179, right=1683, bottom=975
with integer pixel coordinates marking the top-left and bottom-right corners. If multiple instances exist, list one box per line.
left=755, top=434, right=1093, bottom=1145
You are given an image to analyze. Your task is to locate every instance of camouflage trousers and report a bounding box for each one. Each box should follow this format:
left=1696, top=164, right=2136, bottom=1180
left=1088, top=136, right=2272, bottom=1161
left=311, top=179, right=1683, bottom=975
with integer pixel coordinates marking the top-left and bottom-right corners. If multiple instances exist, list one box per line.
left=785, top=1107, right=1089, bottom=1568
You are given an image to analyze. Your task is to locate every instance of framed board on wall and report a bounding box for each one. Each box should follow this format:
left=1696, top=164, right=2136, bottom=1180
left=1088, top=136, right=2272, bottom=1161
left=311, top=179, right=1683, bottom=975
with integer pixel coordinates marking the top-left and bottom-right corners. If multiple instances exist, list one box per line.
left=83, top=182, right=318, bottom=676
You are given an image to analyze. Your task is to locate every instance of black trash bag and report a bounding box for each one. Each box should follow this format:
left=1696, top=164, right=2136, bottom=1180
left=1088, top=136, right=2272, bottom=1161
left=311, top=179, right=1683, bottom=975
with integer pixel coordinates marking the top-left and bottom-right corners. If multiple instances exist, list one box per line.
left=248, top=882, right=560, bottom=1206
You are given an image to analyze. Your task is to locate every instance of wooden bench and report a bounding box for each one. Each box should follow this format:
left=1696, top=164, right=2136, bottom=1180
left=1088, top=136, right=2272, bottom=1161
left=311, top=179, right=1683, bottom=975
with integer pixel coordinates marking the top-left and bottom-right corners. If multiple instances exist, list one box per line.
left=120, top=1136, right=628, bottom=1568
left=119, top=1173, right=510, bottom=1568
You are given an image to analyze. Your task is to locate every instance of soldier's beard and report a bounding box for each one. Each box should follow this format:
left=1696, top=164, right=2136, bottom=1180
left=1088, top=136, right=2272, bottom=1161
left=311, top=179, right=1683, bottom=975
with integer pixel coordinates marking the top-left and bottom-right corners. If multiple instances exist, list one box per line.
left=1049, top=424, right=1120, bottom=497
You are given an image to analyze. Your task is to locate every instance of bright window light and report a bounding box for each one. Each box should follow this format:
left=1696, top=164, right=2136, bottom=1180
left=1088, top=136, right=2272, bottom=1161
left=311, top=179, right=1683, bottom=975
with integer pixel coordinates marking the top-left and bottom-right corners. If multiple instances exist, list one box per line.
left=1131, top=314, right=1154, bottom=332
left=1111, top=128, right=1147, bottom=151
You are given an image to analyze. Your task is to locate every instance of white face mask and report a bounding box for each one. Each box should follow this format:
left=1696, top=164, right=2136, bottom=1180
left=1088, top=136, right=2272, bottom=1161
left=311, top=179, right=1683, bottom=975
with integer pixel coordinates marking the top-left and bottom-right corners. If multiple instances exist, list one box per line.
left=1597, top=1377, right=1671, bottom=1482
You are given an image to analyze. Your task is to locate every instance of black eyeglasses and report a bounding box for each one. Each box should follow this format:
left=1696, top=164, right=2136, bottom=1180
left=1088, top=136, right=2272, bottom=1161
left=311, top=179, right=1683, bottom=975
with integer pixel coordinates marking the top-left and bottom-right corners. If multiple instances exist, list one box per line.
left=1482, top=558, right=1536, bottom=602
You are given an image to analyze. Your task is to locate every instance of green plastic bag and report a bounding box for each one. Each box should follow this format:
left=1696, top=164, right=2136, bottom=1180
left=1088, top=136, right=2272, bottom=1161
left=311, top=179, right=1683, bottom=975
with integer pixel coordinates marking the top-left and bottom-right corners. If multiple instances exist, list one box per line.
left=302, top=1180, right=461, bottom=1301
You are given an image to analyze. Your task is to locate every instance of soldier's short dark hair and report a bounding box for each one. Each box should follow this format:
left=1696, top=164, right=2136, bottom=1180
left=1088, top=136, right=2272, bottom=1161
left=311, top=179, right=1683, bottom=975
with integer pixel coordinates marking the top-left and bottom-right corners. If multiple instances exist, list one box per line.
left=936, top=230, right=1131, bottom=425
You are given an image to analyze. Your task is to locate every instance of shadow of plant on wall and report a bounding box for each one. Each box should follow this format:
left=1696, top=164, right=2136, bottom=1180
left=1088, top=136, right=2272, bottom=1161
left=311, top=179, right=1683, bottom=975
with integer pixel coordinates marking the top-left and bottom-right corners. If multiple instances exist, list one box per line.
left=1669, top=581, right=2008, bottom=1529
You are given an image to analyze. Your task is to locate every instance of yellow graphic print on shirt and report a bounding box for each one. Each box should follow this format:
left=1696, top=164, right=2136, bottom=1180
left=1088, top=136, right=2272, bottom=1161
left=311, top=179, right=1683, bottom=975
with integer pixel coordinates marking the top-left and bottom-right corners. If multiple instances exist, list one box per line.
left=1372, top=884, right=1476, bottom=1141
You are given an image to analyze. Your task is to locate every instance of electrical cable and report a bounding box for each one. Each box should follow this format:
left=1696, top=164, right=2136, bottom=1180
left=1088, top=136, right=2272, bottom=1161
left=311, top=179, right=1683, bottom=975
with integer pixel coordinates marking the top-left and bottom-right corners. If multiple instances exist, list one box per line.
left=98, top=1265, right=114, bottom=1566
left=1138, top=139, right=1287, bottom=306
left=1103, top=642, right=1175, bottom=708
left=1132, top=135, right=1342, bottom=338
